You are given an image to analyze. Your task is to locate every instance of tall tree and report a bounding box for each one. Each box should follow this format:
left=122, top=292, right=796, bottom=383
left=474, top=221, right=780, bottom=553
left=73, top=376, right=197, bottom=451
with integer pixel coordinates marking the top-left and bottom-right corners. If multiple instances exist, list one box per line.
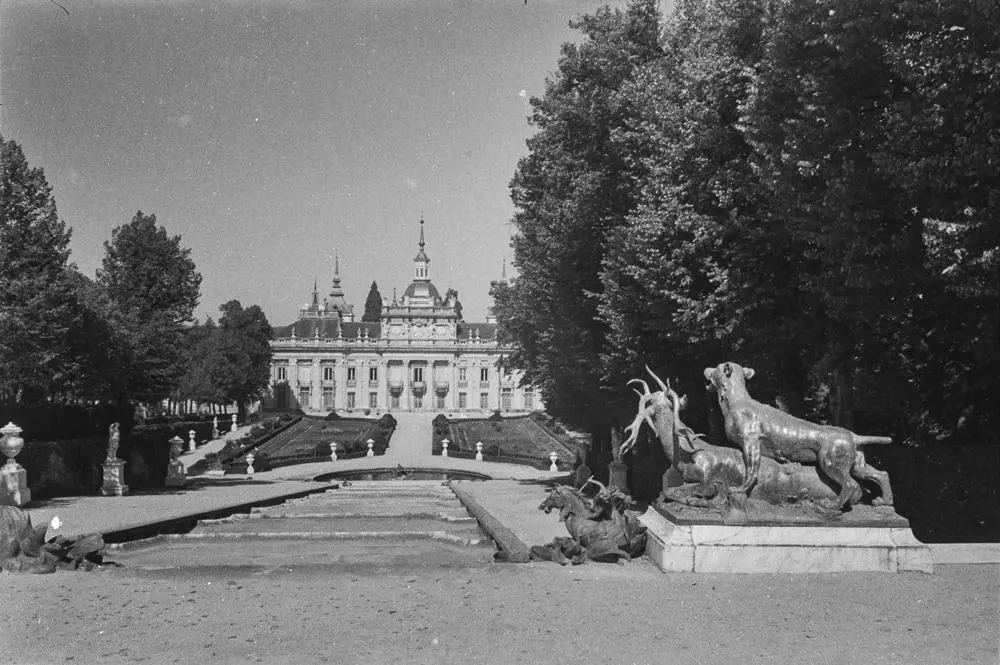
left=362, top=281, right=382, bottom=322
left=97, top=211, right=202, bottom=403
left=497, top=0, right=665, bottom=453
left=216, top=300, right=273, bottom=421
left=0, top=136, right=75, bottom=403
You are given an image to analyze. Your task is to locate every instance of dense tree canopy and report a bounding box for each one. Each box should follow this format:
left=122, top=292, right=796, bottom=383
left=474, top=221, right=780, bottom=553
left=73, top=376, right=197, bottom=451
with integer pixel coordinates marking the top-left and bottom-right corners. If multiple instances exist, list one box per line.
left=1, top=136, right=79, bottom=403
left=497, top=0, right=999, bottom=447
left=97, top=211, right=202, bottom=403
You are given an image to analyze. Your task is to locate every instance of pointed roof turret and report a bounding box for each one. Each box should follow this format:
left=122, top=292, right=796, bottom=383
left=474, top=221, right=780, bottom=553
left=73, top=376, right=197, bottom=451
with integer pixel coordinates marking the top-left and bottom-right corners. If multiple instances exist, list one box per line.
left=326, top=250, right=354, bottom=321
left=329, top=251, right=345, bottom=299
left=414, top=217, right=430, bottom=264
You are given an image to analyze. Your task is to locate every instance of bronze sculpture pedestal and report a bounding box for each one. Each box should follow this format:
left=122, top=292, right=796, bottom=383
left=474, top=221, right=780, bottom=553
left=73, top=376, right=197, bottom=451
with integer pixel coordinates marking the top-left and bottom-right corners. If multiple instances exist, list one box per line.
left=639, top=503, right=932, bottom=574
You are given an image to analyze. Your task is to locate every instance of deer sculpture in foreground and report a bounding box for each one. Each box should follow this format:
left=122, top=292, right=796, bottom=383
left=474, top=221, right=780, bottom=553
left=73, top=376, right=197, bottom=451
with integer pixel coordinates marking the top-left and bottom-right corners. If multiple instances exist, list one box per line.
left=618, top=366, right=891, bottom=522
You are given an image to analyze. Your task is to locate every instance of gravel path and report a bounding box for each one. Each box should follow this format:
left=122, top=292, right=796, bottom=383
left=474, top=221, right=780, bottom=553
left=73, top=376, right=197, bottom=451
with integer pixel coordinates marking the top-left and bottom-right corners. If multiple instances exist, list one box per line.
left=2, top=561, right=996, bottom=664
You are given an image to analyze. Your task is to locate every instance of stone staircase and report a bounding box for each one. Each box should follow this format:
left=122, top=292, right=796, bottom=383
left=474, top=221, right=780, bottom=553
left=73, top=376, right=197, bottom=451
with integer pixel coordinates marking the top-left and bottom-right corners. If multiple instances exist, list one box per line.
left=113, top=481, right=496, bottom=570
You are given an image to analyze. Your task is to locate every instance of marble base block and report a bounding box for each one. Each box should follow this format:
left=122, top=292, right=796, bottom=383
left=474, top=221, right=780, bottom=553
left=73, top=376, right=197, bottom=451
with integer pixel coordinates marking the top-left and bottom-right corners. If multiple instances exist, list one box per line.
left=0, top=463, right=31, bottom=506
left=100, top=459, right=129, bottom=497
left=608, top=461, right=628, bottom=492
left=165, top=459, right=186, bottom=487
left=639, top=507, right=933, bottom=574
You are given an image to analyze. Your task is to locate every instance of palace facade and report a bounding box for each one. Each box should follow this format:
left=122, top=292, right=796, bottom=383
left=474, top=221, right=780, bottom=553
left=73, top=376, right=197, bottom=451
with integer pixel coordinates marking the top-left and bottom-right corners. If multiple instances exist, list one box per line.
left=264, top=220, right=542, bottom=415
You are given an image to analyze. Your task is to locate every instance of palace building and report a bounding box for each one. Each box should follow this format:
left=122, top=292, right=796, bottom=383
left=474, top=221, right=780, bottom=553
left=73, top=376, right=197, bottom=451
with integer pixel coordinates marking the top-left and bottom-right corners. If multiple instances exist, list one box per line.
left=265, top=220, right=542, bottom=415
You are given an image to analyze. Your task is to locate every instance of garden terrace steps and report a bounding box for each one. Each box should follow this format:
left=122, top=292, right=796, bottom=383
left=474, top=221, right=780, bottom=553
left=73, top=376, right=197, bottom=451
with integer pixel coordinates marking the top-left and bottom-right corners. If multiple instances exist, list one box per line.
left=110, top=480, right=496, bottom=569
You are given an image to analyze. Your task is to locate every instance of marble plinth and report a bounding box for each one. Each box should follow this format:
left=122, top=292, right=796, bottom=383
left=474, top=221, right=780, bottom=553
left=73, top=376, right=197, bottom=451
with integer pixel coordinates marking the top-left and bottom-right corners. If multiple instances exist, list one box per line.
left=164, top=459, right=186, bottom=487
left=99, top=459, right=129, bottom=497
left=0, top=462, right=31, bottom=506
left=639, top=504, right=933, bottom=574
left=608, top=461, right=628, bottom=492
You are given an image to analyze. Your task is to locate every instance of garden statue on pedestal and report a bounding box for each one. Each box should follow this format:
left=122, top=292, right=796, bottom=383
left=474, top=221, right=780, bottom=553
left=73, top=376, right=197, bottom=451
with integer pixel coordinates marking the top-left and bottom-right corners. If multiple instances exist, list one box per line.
left=100, top=423, right=129, bottom=497
left=531, top=478, right=647, bottom=565
left=621, top=366, right=895, bottom=524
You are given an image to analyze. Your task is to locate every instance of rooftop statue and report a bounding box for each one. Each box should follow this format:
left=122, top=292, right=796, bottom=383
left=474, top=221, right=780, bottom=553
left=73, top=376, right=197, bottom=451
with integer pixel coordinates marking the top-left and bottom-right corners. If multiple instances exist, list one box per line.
left=619, top=366, right=894, bottom=523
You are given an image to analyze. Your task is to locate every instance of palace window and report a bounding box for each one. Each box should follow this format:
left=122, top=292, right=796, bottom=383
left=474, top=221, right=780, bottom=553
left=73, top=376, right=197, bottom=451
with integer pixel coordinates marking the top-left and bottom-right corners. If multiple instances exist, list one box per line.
left=414, top=395, right=423, bottom=409
left=276, top=366, right=287, bottom=382
left=323, top=366, right=335, bottom=382
left=322, top=387, right=334, bottom=409
left=347, top=367, right=356, bottom=382
left=458, top=367, right=467, bottom=383
left=413, top=367, right=424, bottom=383
left=480, top=367, right=489, bottom=383
left=369, top=367, right=378, bottom=383
left=436, top=395, right=446, bottom=410
left=524, top=392, right=534, bottom=411
left=347, top=393, right=356, bottom=410
left=369, top=392, right=378, bottom=409
left=391, top=394, right=400, bottom=409
left=299, top=386, right=311, bottom=408
left=480, top=393, right=489, bottom=410
left=458, top=393, right=467, bottom=409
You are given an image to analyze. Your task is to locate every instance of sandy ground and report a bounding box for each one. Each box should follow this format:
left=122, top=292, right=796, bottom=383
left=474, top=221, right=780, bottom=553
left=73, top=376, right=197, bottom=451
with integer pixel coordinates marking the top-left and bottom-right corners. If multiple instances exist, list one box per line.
left=2, top=561, right=996, bottom=665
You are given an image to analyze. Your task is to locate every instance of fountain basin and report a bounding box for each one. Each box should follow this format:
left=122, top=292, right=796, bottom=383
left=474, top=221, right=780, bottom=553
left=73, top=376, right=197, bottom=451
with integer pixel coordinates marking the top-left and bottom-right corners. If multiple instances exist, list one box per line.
left=315, top=468, right=491, bottom=482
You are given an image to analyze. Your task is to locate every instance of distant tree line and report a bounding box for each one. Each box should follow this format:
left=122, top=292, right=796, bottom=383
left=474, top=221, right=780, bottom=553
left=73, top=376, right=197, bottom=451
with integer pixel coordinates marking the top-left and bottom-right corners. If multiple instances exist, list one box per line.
left=493, top=0, right=998, bottom=451
left=0, top=135, right=273, bottom=423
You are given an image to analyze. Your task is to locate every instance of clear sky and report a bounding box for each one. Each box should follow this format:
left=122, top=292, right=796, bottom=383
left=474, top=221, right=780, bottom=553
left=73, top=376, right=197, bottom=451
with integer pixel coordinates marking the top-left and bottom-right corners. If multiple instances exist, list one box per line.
left=1, top=0, right=627, bottom=325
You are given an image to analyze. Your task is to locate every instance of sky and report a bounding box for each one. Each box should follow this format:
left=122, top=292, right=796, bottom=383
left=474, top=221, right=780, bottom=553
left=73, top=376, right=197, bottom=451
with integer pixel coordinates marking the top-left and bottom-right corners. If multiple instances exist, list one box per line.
left=1, top=0, right=629, bottom=325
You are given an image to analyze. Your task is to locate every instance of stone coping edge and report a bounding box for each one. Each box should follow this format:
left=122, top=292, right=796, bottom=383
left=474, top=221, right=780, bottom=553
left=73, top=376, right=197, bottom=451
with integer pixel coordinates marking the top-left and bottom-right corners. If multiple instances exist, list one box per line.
left=450, top=482, right=531, bottom=563
left=97, top=483, right=340, bottom=544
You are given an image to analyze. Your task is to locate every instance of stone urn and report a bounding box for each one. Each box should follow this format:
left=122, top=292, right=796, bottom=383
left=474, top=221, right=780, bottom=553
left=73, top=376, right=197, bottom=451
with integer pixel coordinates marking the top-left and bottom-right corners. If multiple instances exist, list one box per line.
left=0, top=422, right=24, bottom=468
left=0, top=422, right=30, bottom=506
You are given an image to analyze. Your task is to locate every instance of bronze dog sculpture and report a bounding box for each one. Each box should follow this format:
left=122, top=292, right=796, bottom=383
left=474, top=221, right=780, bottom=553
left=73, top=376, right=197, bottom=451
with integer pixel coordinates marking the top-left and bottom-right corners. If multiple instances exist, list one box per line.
left=620, top=367, right=851, bottom=521
left=704, top=362, right=894, bottom=511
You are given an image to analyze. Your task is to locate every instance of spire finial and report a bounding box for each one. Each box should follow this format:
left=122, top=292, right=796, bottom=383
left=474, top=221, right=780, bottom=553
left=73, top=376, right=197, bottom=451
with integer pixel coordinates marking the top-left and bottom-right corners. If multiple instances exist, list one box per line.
left=335, top=250, right=340, bottom=277
left=419, top=217, right=425, bottom=249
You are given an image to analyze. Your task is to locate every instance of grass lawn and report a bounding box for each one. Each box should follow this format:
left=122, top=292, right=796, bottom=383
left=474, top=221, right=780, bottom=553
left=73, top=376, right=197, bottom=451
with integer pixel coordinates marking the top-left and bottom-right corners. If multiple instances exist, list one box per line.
left=256, top=418, right=379, bottom=460
left=446, top=416, right=579, bottom=461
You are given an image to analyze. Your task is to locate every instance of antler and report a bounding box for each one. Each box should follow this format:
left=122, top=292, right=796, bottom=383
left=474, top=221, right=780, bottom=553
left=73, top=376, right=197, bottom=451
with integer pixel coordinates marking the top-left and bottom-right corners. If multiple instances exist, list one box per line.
left=627, top=378, right=651, bottom=396
left=583, top=476, right=607, bottom=493
left=645, top=365, right=669, bottom=392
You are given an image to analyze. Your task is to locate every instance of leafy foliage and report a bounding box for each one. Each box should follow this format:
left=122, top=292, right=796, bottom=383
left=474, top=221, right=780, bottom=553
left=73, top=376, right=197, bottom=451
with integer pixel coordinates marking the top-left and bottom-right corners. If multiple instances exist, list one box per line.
left=496, top=0, right=999, bottom=446
left=97, top=211, right=202, bottom=403
left=0, top=136, right=75, bottom=403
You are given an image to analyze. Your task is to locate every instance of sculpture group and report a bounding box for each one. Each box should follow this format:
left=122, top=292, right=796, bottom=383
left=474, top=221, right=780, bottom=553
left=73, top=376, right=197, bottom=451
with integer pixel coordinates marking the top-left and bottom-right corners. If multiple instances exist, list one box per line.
left=532, top=478, right=647, bottom=564
left=621, top=363, right=896, bottom=524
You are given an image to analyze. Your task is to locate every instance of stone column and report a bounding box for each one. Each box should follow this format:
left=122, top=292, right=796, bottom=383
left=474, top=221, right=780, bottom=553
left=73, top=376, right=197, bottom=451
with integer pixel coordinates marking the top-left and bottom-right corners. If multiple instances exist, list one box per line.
left=312, top=357, right=321, bottom=411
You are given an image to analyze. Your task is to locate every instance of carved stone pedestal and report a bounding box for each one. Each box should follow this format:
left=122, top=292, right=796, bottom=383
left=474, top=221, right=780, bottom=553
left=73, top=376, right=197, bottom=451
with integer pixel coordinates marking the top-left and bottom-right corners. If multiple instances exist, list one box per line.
left=165, top=459, right=186, bottom=487
left=100, top=459, right=129, bottom=497
left=0, top=461, right=31, bottom=507
left=639, top=504, right=933, bottom=574
left=608, top=461, right=628, bottom=492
